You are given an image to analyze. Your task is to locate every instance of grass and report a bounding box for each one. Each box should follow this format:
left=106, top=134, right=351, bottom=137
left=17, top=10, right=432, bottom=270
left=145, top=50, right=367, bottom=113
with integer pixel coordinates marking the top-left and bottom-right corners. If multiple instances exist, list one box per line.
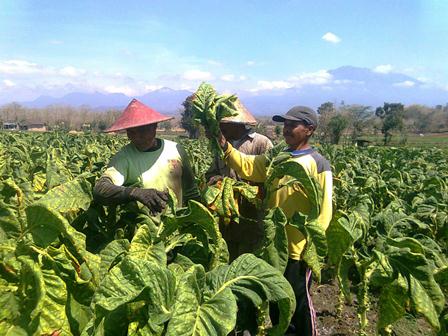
left=322, top=132, right=448, bottom=148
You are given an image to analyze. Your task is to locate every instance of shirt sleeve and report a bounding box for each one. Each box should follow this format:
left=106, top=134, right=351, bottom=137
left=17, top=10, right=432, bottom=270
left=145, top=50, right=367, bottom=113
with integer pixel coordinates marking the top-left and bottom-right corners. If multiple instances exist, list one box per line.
left=177, top=144, right=201, bottom=204
left=316, top=170, right=333, bottom=231
left=223, top=143, right=268, bottom=183
left=102, top=151, right=128, bottom=186
left=93, top=177, right=134, bottom=205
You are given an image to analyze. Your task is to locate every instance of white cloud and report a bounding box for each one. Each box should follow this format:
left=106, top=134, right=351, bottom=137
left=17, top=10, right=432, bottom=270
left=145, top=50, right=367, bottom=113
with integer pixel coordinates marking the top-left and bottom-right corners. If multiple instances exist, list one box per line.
left=253, top=80, right=293, bottom=91
left=182, top=70, right=213, bottom=81
left=59, top=66, right=86, bottom=77
left=0, top=60, right=42, bottom=74
left=220, top=74, right=247, bottom=82
left=393, top=80, right=415, bottom=88
left=322, top=32, right=341, bottom=44
left=246, top=61, right=256, bottom=66
left=144, top=84, right=163, bottom=92
left=221, top=74, right=236, bottom=82
left=103, top=85, right=137, bottom=96
left=289, top=70, right=333, bottom=86
left=250, top=70, right=332, bottom=92
left=207, top=60, right=222, bottom=66
left=3, top=79, right=15, bottom=87
left=334, top=79, right=364, bottom=85
left=374, top=64, right=393, bottom=74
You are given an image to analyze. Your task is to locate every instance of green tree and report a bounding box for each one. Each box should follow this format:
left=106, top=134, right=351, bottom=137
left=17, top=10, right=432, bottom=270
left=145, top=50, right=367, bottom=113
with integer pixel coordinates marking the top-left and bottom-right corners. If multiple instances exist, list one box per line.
left=161, top=120, right=172, bottom=132
left=328, top=114, right=349, bottom=144
left=181, top=94, right=200, bottom=138
left=375, top=103, right=404, bottom=145
left=342, top=105, right=373, bottom=142
left=317, top=102, right=336, bottom=143
left=274, top=125, right=282, bottom=138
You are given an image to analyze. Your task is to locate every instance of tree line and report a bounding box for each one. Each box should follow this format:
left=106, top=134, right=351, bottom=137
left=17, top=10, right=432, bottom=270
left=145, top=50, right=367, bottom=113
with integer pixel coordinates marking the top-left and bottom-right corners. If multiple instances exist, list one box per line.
left=0, top=103, right=121, bottom=131
left=1, top=100, right=447, bottom=145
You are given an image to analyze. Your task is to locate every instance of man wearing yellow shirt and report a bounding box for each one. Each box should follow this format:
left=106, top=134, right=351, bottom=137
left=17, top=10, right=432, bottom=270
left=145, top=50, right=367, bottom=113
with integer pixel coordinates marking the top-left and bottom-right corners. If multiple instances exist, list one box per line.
left=215, top=106, right=333, bottom=336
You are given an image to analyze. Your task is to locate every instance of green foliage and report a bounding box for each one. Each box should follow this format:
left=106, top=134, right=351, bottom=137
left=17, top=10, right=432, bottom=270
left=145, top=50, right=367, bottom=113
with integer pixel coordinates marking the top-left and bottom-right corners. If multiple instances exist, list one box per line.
left=375, top=103, right=405, bottom=145
left=0, top=131, right=447, bottom=336
left=191, top=83, right=238, bottom=157
left=328, top=114, right=349, bottom=144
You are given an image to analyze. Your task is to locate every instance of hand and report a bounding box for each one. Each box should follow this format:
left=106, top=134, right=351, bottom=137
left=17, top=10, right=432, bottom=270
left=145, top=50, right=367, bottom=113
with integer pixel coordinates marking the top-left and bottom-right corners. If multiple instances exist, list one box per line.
left=130, top=188, right=169, bottom=214
left=207, top=175, right=224, bottom=186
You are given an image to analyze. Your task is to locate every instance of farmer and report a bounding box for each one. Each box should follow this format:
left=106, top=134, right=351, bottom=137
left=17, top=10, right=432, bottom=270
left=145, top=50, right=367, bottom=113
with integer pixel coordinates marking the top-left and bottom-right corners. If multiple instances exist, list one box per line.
left=93, top=99, right=199, bottom=213
left=205, top=99, right=273, bottom=261
left=210, top=105, right=332, bottom=336
left=205, top=99, right=273, bottom=181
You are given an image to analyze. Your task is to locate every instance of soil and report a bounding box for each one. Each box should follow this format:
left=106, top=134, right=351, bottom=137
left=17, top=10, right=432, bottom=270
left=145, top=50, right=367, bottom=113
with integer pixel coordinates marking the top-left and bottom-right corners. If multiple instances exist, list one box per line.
left=312, top=279, right=435, bottom=336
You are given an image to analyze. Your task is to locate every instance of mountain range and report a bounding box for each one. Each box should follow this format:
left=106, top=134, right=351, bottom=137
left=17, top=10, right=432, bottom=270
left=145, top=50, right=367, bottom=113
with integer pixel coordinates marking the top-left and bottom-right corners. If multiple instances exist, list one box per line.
left=19, top=66, right=448, bottom=115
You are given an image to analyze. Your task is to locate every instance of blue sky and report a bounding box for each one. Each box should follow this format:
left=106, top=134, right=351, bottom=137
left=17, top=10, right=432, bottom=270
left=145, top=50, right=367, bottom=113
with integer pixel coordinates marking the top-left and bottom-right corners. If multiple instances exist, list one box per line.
left=1, top=0, right=447, bottom=101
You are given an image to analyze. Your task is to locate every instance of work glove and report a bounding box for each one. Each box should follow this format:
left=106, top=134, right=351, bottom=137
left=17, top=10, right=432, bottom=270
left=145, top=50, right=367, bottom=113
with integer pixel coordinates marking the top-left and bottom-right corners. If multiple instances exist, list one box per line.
left=130, top=188, right=169, bottom=214
left=207, top=175, right=224, bottom=186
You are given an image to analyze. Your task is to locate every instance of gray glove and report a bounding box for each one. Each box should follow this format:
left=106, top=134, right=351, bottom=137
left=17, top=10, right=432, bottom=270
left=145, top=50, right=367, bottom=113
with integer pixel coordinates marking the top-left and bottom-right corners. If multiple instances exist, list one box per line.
left=130, top=188, right=169, bottom=214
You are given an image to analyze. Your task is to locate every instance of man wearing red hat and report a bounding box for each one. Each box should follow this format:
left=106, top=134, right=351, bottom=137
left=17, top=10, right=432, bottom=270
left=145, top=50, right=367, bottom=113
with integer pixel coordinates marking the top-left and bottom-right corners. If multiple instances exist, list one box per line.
left=93, top=99, right=199, bottom=213
left=205, top=99, right=273, bottom=261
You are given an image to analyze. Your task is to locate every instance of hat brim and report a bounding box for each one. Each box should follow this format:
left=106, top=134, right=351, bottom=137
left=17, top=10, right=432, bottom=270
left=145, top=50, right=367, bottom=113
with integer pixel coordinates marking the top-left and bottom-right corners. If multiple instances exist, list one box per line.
left=272, top=115, right=308, bottom=123
left=272, top=115, right=285, bottom=122
left=104, top=117, right=173, bottom=133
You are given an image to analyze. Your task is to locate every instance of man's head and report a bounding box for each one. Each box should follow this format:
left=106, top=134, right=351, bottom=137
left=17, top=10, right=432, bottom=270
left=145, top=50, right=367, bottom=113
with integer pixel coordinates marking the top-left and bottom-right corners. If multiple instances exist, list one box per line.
left=219, top=122, right=248, bottom=141
left=272, top=106, right=318, bottom=149
left=219, top=98, right=256, bottom=140
left=126, top=123, right=157, bottom=151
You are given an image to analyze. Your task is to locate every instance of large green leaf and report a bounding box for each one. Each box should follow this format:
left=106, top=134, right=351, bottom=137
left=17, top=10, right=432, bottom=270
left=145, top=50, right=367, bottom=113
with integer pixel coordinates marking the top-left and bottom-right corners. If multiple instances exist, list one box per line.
left=129, top=224, right=167, bottom=266
left=326, top=213, right=360, bottom=265
left=98, top=239, right=130, bottom=280
left=205, top=254, right=296, bottom=335
left=25, top=203, right=68, bottom=247
left=266, top=160, right=322, bottom=220
left=19, top=257, right=71, bottom=335
left=38, top=174, right=93, bottom=214
left=290, top=212, right=328, bottom=282
left=385, top=248, right=445, bottom=329
left=166, top=265, right=237, bottom=336
left=92, top=257, right=175, bottom=334
left=46, top=148, right=73, bottom=189
left=0, top=200, right=22, bottom=241
left=377, top=276, right=408, bottom=330
left=257, top=207, right=289, bottom=273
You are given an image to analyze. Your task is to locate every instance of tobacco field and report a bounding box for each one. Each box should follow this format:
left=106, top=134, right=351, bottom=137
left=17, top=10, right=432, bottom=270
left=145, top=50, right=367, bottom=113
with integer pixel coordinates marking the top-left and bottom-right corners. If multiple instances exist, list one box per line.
left=0, top=131, right=447, bottom=336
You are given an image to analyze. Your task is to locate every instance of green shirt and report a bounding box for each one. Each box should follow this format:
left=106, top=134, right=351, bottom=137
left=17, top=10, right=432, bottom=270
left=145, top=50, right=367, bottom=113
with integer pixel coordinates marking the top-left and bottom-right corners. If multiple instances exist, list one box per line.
left=102, top=139, right=199, bottom=206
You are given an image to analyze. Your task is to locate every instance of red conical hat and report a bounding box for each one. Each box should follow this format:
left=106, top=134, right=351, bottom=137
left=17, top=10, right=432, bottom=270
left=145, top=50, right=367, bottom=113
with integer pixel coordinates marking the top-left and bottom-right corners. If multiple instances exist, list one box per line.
left=220, top=99, right=257, bottom=125
left=105, top=99, right=173, bottom=132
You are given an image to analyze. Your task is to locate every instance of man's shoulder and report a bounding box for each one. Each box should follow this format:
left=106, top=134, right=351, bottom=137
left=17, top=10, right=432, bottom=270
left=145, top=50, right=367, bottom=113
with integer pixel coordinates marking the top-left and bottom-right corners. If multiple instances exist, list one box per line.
left=112, top=143, right=134, bottom=158
left=309, top=150, right=331, bottom=173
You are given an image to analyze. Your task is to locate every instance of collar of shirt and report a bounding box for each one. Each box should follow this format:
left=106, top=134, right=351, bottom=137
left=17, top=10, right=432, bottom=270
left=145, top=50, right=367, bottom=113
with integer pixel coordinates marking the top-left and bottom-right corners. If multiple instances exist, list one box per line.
left=231, top=128, right=255, bottom=147
left=284, top=147, right=315, bottom=157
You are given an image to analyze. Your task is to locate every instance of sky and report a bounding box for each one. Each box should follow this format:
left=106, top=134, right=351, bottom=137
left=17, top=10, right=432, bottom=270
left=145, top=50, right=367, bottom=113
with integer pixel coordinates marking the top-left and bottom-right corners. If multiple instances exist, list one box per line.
left=0, top=0, right=448, bottom=101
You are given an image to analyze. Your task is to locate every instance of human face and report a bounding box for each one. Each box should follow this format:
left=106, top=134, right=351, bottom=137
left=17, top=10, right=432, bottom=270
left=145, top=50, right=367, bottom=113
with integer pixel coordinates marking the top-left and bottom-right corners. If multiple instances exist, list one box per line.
left=219, top=123, right=246, bottom=141
left=126, top=124, right=157, bottom=151
left=282, top=119, right=314, bottom=150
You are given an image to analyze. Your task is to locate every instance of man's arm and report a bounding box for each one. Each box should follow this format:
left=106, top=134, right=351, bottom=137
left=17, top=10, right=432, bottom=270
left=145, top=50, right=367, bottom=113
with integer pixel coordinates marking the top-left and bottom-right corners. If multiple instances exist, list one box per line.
left=316, top=170, right=333, bottom=231
left=93, top=177, right=168, bottom=214
left=93, top=177, right=133, bottom=205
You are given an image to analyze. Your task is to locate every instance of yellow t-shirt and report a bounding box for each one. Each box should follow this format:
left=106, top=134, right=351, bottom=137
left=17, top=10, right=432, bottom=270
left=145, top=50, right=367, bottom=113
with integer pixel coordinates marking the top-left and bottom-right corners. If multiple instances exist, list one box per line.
left=224, top=144, right=333, bottom=260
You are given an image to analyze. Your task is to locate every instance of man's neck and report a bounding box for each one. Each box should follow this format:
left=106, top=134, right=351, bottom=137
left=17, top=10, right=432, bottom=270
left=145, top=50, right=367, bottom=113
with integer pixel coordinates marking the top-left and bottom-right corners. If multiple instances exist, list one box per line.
left=288, top=142, right=310, bottom=151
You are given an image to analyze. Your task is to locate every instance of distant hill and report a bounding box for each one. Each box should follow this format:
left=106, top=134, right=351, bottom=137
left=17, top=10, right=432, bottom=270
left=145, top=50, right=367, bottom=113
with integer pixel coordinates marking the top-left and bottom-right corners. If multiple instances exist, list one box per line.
left=20, top=66, right=448, bottom=115
left=24, top=88, right=193, bottom=114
